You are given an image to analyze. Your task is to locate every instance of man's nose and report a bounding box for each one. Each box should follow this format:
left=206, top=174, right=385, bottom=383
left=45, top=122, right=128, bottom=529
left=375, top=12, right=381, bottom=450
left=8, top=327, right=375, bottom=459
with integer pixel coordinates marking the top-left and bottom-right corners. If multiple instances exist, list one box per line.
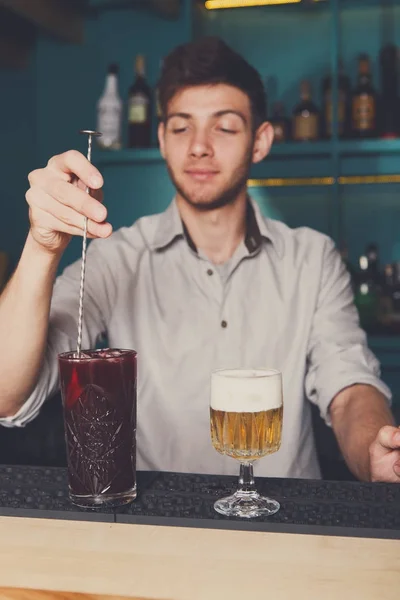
left=189, top=130, right=213, bottom=158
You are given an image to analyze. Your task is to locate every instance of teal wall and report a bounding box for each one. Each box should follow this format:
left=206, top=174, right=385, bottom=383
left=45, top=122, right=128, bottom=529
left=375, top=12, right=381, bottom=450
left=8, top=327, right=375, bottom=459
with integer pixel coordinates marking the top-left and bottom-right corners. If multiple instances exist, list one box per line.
left=196, top=3, right=332, bottom=111
left=0, top=58, right=36, bottom=272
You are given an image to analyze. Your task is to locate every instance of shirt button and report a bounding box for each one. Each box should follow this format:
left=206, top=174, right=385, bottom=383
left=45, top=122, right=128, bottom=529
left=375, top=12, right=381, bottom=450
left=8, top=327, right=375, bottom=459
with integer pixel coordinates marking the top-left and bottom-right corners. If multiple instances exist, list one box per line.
left=221, top=320, right=228, bottom=328
left=207, top=269, right=213, bottom=276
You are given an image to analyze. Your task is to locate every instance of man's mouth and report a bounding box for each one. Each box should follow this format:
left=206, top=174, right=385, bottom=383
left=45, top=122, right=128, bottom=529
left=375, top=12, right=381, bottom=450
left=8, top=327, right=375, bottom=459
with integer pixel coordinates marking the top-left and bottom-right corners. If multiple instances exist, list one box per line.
left=185, top=169, right=219, bottom=182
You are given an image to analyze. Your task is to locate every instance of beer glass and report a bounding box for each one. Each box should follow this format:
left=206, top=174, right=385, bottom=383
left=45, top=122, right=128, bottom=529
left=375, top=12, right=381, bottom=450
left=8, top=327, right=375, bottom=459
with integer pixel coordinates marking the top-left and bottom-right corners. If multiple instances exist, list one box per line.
left=210, top=368, right=283, bottom=518
left=58, top=348, right=137, bottom=508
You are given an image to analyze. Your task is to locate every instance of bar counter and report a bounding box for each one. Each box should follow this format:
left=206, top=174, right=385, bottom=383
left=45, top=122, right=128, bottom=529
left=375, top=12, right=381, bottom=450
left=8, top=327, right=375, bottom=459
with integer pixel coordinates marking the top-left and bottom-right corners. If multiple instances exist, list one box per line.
left=0, top=465, right=399, bottom=599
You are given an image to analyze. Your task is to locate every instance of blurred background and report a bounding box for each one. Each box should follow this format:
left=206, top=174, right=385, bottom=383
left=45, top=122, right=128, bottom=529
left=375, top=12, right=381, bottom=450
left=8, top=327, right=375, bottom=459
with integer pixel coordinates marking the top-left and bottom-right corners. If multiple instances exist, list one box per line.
left=1, top=0, right=400, bottom=477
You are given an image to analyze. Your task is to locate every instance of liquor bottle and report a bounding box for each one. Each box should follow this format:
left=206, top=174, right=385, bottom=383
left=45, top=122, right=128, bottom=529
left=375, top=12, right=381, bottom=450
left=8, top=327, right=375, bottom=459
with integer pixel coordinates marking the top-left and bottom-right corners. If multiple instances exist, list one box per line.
left=354, top=254, right=379, bottom=332
left=379, top=44, right=399, bottom=139
left=269, top=102, right=291, bottom=143
left=96, top=63, right=123, bottom=150
left=128, top=54, right=152, bottom=148
left=321, top=60, right=351, bottom=138
left=351, top=54, right=377, bottom=138
left=379, top=263, right=395, bottom=329
left=391, top=263, right=400, bottom=314
left=292, top=80, right=320, bottom=141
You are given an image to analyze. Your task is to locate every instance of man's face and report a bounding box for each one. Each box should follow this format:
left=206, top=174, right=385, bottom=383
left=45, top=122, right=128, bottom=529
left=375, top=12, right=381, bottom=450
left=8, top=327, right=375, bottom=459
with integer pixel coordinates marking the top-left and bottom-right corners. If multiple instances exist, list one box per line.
left=159, top=84, right=270, bottom=212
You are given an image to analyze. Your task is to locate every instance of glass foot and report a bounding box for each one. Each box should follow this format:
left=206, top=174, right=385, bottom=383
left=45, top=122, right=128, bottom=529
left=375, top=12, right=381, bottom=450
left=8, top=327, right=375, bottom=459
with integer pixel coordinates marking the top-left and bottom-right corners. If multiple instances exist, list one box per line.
left=69, top=485, right=137, bottom=509
left=214, top=490, right=280, bottom=518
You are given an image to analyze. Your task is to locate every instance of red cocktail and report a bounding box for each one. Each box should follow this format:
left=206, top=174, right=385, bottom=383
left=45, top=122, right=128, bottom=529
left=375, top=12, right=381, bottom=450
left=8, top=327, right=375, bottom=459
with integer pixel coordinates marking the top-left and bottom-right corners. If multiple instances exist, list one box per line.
left=58, top=348, right=137, bottom=508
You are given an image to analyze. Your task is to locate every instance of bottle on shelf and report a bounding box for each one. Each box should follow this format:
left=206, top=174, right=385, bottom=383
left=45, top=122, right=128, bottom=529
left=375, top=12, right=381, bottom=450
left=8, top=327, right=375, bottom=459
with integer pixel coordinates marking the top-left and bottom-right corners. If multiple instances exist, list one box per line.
left=96, top=63, right=123, bottom=150
left=390, top=263, right=400, bottom=316
left=354, top=254, right=380, bottom=332
left=351, top=54, right=377, bottom=138
left=292, top=80, right=320, bottom=142
left=269, top=102, right=291, bottom=143
left=379, top=263, right=395, bottom=328
left=379, top=44, right=399, bottom=139
left=128, top=54, right=152, bottom=148
left=321, top=60, right=351, bottom=139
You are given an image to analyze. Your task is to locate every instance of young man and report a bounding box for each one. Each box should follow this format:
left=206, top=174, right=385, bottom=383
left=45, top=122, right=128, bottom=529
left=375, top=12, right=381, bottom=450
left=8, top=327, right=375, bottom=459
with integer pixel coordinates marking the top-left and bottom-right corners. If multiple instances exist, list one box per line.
left=0, top=37, right=399, bottom=482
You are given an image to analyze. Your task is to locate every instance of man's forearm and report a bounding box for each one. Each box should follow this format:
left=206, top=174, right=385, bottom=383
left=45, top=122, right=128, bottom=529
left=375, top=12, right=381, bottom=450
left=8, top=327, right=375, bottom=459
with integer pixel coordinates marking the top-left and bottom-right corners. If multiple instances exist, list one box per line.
left=330, top=384, right=395, bottom=481
left=0, top=232, right=61, bottom=417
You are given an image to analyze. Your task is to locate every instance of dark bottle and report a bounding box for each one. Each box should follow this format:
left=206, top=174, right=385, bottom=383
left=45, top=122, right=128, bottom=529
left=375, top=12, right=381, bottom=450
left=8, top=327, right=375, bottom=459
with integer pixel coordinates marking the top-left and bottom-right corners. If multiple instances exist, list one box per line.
left=379, top=44, right=399, bottom=139
left=128, top=54, right=152, bottom=148
left=321, top=60, right=351, bottom=138
left=391, top=263, right=400, bottom=314
left=379, top=263, right=395, bottom=329
left=352, top=54, right=377, bottom=138
left=364, top=242, right=384, bottom=292
left=292, top=80, right=320, bottom=141
left=269, top=102, right=291, bottom=143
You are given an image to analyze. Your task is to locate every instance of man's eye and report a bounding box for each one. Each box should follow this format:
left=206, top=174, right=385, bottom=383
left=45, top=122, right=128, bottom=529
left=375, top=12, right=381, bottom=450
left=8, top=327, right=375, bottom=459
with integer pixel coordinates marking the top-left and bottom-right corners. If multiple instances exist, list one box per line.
left=218, top=127, right=237, bottom=134
left=172, top=127, right=187, bottom=134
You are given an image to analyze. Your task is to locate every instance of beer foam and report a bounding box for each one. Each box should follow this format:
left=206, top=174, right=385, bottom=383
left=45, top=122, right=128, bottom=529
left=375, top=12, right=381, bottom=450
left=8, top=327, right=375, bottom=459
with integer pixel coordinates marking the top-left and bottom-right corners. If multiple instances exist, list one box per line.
left=211, top=369, right=282, bottom=413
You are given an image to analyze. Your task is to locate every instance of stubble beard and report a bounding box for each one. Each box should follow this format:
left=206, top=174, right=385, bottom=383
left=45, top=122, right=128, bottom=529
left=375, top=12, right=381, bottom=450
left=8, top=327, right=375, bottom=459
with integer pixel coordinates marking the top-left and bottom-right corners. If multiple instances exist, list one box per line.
left=166, top=147, right=254, bottom=213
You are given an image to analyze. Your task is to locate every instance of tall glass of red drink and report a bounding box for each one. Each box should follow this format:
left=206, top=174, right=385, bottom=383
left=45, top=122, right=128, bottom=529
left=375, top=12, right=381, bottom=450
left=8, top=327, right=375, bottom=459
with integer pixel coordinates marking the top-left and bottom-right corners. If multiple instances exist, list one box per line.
left=58, top=348, right=137, bottom=508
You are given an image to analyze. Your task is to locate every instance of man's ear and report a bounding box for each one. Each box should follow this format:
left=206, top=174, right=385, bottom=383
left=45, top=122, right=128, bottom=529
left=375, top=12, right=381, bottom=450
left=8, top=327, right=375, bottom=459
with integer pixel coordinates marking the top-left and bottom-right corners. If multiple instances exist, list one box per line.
left=158, top=122, right=166, bottom=158
left=252, top=121, right=274, bottom=164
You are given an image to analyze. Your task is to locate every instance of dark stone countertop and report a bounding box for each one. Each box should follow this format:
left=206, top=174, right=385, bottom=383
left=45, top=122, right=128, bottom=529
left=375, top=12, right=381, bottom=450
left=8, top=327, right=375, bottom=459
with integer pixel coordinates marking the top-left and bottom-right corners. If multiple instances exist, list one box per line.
left=1, top=465, right=400, bottom=539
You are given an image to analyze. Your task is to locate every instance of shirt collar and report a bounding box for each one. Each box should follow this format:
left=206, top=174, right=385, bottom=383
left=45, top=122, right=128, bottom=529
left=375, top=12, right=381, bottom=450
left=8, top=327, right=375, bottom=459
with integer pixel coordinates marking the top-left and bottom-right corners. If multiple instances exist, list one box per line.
left=150, top=199, right=185, bottom=251
left=150, top=196, right=283, bottom=258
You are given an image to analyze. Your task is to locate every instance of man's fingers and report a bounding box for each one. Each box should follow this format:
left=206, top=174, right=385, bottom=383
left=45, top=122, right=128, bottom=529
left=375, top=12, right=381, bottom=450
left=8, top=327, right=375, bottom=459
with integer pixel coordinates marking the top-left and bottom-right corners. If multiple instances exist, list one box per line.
left=376, top=425, right=400, bottom=450
left=47, top=150, right=103, bottom=190
left=74, top=178, right=104, bottom=203
left=32, top=206, right=112, bottom=239
left=28, top=175, right=107, bottom=223
left=393, top=460, right=400, bottom=477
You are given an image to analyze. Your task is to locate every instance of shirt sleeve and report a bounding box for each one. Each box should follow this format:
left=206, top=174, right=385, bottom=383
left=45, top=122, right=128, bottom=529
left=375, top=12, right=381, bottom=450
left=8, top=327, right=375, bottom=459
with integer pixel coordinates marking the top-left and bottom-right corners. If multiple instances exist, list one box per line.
left=304, top=237, right=392, bottom=426
left=0, top=240, right=114, bottom=428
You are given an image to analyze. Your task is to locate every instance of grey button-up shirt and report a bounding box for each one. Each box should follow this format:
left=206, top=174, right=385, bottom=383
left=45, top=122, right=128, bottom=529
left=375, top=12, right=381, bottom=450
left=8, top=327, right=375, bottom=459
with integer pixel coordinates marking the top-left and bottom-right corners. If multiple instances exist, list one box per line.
left=1, top=198, right=391, bottom=479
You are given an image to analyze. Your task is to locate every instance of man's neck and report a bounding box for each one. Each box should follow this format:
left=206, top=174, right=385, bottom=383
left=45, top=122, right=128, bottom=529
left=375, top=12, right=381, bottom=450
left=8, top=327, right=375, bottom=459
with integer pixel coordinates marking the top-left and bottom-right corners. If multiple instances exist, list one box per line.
left=176, top=192, right=248, bottom=265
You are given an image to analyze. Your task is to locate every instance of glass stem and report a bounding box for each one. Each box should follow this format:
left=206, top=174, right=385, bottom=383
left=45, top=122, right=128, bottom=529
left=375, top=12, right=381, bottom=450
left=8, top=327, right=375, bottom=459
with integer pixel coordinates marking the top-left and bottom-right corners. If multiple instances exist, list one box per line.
left=238, top=462, right=256, bottom=494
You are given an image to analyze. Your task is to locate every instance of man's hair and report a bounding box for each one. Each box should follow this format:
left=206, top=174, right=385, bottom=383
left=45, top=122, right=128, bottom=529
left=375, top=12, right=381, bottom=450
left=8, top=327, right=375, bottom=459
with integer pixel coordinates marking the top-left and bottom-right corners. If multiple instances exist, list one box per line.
left=157, top=36, right=267, bottom=130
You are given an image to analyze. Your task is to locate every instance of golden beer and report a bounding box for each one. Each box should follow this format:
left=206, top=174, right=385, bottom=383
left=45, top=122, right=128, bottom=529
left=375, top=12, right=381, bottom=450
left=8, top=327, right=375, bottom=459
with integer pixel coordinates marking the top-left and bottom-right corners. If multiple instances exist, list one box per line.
left=210, top=368, right=283, bottom=518
left=210, top=405, right=283, bottom=460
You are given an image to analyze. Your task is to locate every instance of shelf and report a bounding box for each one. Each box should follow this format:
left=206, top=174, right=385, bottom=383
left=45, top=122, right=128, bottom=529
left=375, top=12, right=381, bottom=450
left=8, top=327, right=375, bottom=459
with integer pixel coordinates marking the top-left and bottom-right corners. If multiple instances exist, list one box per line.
left=269, top=140, right=332, bottom=158
left=92, top=138, right=400, bottom=187
left=93, top=140, right=335, bottom=162
left=340, top=139, right=400, bottom=156
left=93, top=148, right=164, bottom=166
left=93, top=140, right=334, bottom=165
left=270, top=139, right=400, bottom=158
